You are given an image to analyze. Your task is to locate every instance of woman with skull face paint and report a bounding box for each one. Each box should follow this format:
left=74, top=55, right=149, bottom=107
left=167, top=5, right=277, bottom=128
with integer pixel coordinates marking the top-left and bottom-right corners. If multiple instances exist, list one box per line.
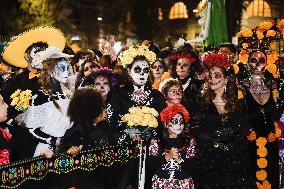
left=1, top=26, right=73, bottom=160
left=148, top=103, right=196, bottom=189
left=169, top=42, right=205, bottom=117
left=236, top=50, right=284, bottom=189
left=80, top=67, right=117, bottom=104
left=108, top=45, right=166, bottom=188
left=16, top=47, right=73, bottom=157
left=192, top=53, right=255, bottom=189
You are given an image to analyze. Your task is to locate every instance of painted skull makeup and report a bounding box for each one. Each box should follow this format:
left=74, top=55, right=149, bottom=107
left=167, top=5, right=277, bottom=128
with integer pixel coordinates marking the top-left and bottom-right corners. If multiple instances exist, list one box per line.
left=151, top=61, right=164, bottom=79
left=248, top=51, right=267, bottom=75
left=176, top=58, right=191, bottom=79
left=130, top=60, right=150, bottom=86
left=167, top=113, right=184, bottom=135
left=209, top=66, right=226, bottom=91
left=166, top=85, right=183, bottom=104
left=52, top=59, right=69, bottom=84
left=94, top=75, right=110, bottom=98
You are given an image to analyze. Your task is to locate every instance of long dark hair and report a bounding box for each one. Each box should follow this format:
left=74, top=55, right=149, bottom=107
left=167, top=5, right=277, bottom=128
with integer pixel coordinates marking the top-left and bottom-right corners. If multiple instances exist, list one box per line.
left=202, top=67, right=239, bottom=112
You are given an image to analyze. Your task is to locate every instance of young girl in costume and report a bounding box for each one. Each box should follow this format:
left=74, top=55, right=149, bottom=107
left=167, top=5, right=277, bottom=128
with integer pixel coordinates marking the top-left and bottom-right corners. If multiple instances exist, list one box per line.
left=148, top=103, right=196, bottom=189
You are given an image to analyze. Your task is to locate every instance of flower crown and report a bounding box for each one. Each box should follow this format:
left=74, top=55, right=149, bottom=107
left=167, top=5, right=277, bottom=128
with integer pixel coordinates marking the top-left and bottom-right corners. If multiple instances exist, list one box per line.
left=169, top=51, right=196, bottom=63
left=160, top=103, right=190, bottom=124
left=118, top=44, right=156, bottom=68
left=202, top=53, right=231, bottom=70
left=237, top=19, right=283, bottom=79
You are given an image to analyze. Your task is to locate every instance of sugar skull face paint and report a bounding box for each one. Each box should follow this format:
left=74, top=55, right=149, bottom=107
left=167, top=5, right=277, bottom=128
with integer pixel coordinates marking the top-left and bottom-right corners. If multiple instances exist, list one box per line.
left=94, top=75, right=110, bottom=98
left=248, top=51, right=267, bottom=75
left=209, top=66, right=227, bottom=91
left=166, top=85, right=183, bottom=104
left=176, top=58, right=191, bottom=79
left=52, top=59, right=69, bottom=84
left=130, top=60, right=150, bottom=86
left=167, top=113, right=184, bottom=135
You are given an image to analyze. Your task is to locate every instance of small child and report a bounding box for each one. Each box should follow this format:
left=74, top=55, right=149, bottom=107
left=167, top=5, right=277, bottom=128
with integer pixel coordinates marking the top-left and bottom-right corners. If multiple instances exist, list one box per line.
left=148, top=103, right=196, bottom=189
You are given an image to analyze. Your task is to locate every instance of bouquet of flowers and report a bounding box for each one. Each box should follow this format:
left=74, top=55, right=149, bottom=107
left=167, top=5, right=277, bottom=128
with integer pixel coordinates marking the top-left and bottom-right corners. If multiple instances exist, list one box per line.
left=121, top=106, right=159, bottom=140
left=10, top=89, right=32, bottom=111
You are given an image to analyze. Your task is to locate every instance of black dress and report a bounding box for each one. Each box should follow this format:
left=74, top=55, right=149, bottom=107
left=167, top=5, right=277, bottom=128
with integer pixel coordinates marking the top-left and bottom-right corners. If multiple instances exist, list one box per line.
left=107, top=84, right=167, bottom=188
left=245, top=90, right=282, bottom=189
left=148, top=137, right=197, bottom=189
left=193, top=106, right=255, bottom=189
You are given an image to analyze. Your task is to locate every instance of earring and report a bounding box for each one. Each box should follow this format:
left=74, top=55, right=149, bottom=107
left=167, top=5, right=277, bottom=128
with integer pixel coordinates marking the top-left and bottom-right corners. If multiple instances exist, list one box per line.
left=224, top=85, right=227, bottom=93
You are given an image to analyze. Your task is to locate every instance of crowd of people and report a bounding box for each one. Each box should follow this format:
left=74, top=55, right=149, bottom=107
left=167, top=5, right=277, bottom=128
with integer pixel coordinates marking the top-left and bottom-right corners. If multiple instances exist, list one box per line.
left=0, top=24, right=283, bottom=189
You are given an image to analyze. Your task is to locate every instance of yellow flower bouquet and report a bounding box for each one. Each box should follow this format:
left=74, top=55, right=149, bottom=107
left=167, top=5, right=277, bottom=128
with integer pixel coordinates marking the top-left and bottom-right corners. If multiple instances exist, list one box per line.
left=10, top=89, right=32, bottom=111
left=121, top=106, right=159, bottom=139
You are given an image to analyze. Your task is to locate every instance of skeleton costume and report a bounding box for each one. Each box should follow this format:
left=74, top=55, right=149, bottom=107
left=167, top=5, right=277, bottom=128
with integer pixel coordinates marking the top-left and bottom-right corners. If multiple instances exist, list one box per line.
left=108, top=45, right=166, bottom=188
left=236, top=51, right=284, bottom=189
left=149, top=104, right=196, bottom=189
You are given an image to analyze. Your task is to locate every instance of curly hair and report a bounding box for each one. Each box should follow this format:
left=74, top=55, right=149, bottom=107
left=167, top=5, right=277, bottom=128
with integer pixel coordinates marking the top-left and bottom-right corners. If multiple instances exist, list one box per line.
left=202, top=67, right=239, bottom=112
left=68, top=88, right=104, bottom=124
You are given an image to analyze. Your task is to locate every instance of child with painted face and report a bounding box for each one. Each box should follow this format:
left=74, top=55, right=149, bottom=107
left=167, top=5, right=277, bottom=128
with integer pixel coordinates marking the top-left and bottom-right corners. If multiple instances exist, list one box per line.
left=148, top=103, right=196, bottom=189
left=159, top=78, right=183, bottom=106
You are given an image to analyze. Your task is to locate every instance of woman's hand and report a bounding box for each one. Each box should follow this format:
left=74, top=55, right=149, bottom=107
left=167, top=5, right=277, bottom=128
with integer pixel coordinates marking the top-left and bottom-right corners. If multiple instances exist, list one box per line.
left=67, top=145, right=83, bottom=156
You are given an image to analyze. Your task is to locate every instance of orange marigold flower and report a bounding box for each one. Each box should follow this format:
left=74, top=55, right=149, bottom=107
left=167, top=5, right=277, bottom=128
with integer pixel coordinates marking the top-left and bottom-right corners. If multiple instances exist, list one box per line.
left=257, top=147, right=268, bottom=157
left=256, top=169, right=267, bottom=181
left=256, top=31, right=264, bottom=39
left=241, top=29, right=253, bottom=37
left=247, top=131, right=256, bottom=141
left=277, top=19, right=284, bottom=30
left=232, top=64, right=239, bottom=74
left=269, top=42, right=277, bottom=50
left=256, top=180, right=271, bottom=189
left=239, top=50, right=249, bottom=63
left=256, top=137, right=267, bottom=147
left=266, top=63, right=278, bottom=78
left=266, top=30, right=277, bottom=37
left=267, top=132, right=277, bottom=142
left=258, top=21, right=274, bottom=31
left=238, top=90, right=244, bottom=100
left=242, top=43, right=249, bottom=49
left=257, top=158, right=268, bottom=168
